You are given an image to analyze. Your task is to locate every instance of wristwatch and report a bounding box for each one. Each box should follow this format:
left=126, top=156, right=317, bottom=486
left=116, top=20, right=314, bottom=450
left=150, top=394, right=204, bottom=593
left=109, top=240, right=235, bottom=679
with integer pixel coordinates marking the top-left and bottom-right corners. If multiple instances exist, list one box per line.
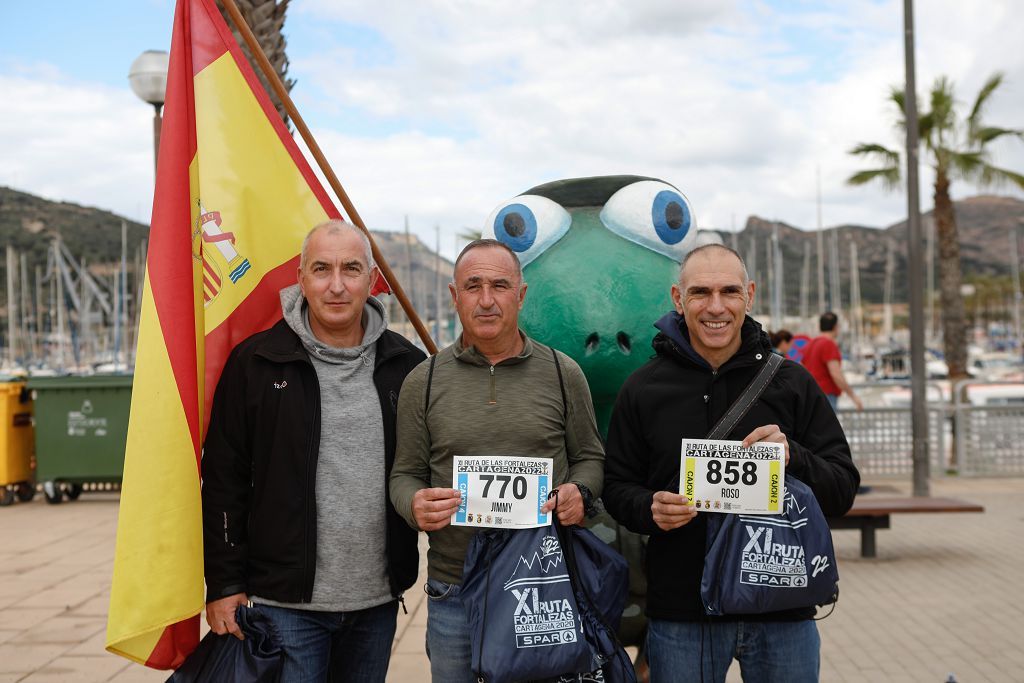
left=573, top=482, right=598, bottom=518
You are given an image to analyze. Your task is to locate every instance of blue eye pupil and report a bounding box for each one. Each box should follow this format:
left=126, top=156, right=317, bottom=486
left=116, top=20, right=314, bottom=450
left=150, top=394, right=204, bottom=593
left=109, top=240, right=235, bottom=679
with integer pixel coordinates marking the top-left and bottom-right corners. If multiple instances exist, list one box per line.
left=494, top=203, right=537, bottom=252
left=652, top=190, right=690, bottom=245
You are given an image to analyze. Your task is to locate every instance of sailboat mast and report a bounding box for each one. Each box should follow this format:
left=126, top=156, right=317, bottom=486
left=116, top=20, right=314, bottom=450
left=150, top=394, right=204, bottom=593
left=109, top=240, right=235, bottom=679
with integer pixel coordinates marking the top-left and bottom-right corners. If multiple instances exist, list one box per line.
left=770, top=222, right=783, bottom=326
left=35, top=265, right=43, bottom=365
left=19, top=253, right=31, bottom=367
left=849, top=240, right=863, bottom=372
left=800, top=240, right=811, bottom=322
left=1009, top=224, right=1022, bottom=353
left=816, top=166, right=826, bottom=314
left=5, top=245, right=17, bottom=367
left=54, top=239, right=66, bottom=371
left=829, top=229, right=841, bottom=315
left=883, top=238, right=895, bottom=342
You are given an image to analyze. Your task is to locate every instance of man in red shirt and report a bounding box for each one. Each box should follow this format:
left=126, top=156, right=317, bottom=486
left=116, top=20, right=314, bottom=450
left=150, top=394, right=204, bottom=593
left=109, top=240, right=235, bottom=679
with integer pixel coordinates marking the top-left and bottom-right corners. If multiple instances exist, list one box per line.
left=802, top=311, right=863, bottom=411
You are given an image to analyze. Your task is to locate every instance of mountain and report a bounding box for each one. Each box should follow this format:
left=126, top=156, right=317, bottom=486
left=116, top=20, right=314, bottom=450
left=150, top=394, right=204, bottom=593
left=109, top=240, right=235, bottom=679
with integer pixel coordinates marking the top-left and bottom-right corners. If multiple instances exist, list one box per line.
left=0, top=186, right=149, bottom=276
left=3, top=185, right=1020, bottom=312
left=724, top=195, right=1024, bottom=310
left=0, top=185, right=454, bottom=317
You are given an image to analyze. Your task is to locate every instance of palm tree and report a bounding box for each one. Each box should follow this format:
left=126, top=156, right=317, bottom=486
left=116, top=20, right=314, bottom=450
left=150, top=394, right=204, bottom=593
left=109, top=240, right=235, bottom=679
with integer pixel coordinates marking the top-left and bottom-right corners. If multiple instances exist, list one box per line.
left=848, top=73, right=1024, bottom=380
left=217, top=0, right=295, bottom=128
left=457, top=229, right=483, bottom=244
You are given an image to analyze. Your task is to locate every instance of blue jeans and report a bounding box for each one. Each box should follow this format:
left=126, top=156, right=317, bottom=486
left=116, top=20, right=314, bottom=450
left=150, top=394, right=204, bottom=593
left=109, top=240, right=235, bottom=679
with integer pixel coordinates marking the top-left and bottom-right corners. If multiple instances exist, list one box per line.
left=248, top=601, right=397, bottom=683
left=647, top=618, right=820, bottom=683
left=423, top=578, right=477, bottom=683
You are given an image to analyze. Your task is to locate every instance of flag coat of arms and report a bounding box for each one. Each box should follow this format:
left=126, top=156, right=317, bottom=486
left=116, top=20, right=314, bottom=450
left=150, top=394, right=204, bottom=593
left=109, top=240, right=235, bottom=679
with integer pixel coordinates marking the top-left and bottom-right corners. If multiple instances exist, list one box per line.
left=105, top=0, right=384, bottom=668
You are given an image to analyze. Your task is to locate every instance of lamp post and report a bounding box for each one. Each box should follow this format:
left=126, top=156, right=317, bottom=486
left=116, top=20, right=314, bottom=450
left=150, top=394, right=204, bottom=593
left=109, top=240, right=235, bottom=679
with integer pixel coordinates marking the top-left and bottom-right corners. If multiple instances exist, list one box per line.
left=128, top=50, right=169, bottom=174
left=903, top=0, right=929, bottom=495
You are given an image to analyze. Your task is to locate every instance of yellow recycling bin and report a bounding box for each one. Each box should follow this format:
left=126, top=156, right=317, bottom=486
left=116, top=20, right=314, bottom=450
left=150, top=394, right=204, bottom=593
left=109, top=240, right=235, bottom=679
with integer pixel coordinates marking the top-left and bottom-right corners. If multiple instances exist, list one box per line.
left=0, top=381, right=35, bottom=506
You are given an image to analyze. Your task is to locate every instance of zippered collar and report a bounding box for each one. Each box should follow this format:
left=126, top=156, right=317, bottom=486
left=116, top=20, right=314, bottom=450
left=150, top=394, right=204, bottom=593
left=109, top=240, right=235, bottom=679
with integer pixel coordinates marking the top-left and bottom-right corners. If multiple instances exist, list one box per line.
left=652, top=310, right=772, bottom=375
left=452, top=330, right=534, bottom=367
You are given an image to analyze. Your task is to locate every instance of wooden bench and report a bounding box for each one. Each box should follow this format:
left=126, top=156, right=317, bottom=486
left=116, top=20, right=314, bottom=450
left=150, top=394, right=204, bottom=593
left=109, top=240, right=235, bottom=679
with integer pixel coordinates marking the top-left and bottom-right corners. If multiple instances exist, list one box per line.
left=827, top=497, right=984, bottom=558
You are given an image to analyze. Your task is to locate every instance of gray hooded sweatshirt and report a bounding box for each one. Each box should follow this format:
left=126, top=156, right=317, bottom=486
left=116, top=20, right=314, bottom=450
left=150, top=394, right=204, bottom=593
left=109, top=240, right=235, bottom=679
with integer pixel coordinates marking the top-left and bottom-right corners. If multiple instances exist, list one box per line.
left=252, top=284, right=392, bottom=612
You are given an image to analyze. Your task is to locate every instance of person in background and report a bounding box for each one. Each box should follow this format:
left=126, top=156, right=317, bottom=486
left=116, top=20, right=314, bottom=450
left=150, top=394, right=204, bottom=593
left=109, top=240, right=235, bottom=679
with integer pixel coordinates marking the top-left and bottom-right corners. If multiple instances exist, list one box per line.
left=801, top=311, right=863, bottom=411
left=769, top=329, right=793, bottom=357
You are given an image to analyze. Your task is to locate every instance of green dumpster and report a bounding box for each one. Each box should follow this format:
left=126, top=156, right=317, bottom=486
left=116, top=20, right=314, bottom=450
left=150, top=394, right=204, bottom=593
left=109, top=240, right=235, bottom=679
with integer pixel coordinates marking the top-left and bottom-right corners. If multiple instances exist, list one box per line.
left=0, top=381, right=35, bottom=506
left=27, top=374, right=133, bottom=504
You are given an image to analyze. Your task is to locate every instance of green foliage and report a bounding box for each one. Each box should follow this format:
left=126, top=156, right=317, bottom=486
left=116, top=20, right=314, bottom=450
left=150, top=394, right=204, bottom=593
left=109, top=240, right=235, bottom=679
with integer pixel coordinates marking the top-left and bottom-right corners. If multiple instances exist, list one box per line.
left=849, top=72, right=1024, bottom=192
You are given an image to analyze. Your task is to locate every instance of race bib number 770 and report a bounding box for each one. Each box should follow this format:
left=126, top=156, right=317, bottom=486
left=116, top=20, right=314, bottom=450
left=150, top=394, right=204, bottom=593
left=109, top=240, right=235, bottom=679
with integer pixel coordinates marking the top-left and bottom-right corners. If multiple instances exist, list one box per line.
left=452, top=455, right=551, bottom=529
left=680, top=439, right=784, bottom=515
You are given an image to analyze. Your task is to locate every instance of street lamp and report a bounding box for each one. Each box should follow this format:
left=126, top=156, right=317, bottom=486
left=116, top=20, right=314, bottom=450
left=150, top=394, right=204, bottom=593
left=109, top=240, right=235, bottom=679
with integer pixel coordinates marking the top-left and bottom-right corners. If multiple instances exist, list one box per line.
left=128, top=50, right=169, bottom=174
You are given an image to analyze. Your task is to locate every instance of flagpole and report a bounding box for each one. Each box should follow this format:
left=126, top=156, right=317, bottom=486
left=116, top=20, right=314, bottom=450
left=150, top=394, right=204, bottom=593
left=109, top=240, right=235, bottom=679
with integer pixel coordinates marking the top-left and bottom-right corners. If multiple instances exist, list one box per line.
left=219, top=0, right=438, bottom=354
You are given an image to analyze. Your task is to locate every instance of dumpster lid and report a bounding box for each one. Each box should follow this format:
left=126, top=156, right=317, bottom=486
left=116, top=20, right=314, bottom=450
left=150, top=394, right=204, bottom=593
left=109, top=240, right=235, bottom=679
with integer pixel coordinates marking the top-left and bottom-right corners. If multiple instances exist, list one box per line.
left=27, top=373, right=134, bottom=390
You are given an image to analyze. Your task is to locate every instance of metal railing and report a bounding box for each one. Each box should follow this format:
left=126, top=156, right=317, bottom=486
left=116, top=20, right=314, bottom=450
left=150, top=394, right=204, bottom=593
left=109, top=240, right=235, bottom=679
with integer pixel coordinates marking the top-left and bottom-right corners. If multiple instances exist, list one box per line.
left=837, top=405, right=947, bottom=478
left=835, top=380, right=1024, bottom=478
left=952, top=379, right=1024, bottom=476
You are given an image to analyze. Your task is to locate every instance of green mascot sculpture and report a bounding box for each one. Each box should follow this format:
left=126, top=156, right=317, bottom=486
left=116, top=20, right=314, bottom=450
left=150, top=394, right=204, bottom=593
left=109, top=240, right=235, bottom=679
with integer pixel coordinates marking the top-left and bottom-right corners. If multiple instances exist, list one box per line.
left=482, top=175, right=698, bottom=653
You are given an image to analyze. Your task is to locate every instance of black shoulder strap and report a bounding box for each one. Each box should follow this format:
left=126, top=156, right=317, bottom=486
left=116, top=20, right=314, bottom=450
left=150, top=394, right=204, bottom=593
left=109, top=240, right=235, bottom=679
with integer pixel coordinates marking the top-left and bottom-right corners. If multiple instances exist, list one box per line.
left=424, top=354, right=437, bottom=416
left=551, top=347, right=568, bottom=421
left=706, top=352, right=783, bottom=440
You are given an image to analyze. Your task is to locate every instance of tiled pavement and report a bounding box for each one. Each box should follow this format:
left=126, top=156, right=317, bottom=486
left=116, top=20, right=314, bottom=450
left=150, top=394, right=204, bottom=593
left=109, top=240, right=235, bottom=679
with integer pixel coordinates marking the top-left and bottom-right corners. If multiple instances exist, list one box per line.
left=0, top=476, right=1021, bottom=682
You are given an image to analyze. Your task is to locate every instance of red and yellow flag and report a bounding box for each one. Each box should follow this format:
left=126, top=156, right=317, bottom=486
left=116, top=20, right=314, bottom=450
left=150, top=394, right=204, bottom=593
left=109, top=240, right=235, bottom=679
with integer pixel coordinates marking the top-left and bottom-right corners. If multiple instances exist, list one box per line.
left=106, top=0, right=383, bottom=668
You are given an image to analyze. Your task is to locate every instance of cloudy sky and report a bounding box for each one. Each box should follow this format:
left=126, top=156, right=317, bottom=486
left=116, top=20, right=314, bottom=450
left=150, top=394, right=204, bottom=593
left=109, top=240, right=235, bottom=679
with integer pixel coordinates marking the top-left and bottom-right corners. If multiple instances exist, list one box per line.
left=2, top=0, right=1022, bottom=257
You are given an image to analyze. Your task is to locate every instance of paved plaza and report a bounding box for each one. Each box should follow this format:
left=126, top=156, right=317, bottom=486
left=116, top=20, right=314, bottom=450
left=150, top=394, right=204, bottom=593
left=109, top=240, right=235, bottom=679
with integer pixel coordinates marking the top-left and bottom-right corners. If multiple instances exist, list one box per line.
left=0, top=475, right=1021, bottom=682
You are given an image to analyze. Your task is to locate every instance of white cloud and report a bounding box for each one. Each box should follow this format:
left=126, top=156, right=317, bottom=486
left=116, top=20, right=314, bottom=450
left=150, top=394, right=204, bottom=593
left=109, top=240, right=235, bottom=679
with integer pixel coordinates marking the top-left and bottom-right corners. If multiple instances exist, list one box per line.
left=0, top=67, right=156, bottom=223
left=4, top=0, right=1023, bottom=263
left=287, top=0, right=1024, bottom=247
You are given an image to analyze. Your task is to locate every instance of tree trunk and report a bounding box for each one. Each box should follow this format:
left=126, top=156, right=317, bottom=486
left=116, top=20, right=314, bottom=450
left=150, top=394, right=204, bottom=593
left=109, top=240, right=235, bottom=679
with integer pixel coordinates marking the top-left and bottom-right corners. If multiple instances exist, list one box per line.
left=932, top=172, right=969, bottom=380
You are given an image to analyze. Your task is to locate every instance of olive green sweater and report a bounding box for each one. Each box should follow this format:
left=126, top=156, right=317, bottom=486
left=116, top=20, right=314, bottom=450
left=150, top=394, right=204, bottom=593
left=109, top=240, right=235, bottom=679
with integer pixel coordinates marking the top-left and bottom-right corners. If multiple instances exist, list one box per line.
left=390, top=333, right=605, bottom=585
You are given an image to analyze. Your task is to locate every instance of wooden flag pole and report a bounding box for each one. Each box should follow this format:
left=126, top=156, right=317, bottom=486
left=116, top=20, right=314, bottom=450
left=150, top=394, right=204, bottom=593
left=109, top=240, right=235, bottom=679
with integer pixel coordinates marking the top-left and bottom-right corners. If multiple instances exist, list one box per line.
left=219, top=0, right=438, bottom=354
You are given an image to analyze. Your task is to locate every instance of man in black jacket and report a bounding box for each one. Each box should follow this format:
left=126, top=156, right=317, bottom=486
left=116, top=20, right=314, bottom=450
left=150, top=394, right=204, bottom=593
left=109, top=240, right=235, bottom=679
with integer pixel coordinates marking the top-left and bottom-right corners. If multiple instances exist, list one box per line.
left=201, top=221, right=425, bottom=682
left=603, top=244, right=859, bottom=682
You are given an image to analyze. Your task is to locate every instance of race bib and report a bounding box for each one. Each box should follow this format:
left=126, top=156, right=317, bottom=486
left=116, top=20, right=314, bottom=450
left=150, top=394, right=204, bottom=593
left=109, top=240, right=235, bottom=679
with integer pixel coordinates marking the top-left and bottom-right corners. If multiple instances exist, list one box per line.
left=680, top=439, right=784, bottom=515
left=452, top=456, right=551, bottom=529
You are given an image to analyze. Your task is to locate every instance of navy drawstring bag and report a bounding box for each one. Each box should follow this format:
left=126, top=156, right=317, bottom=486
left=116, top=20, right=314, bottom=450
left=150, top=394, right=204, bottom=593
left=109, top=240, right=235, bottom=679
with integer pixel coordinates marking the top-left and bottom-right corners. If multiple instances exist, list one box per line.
left=701, top=476, right=839, bottom=616
left=167, top=606, right=283, bottom=683
left=461, top=497, right=636, bottom=683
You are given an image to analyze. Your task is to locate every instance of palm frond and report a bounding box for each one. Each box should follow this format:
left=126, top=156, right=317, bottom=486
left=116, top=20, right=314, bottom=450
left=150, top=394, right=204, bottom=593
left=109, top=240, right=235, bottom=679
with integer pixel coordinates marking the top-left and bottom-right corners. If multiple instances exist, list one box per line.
left=967, top=72, right=1005, bottom=134
left=929, top=76, right=957, bottom=135
left=945, top=149, right=985, bottom=177
left=977, top=163, right=1024, bottom=190
left=889, top=86, right=906, bottom=115
left=217, top=0, right=294, bottom=128
left=918, top=111, right=936, bottom=141
left=846, top=168, right=901, bottom=191
left=848, top=142, right=900, bottom=164
left=457, top=229, right=483, bottom=242
left=970, top=126, right=1024, bottom=146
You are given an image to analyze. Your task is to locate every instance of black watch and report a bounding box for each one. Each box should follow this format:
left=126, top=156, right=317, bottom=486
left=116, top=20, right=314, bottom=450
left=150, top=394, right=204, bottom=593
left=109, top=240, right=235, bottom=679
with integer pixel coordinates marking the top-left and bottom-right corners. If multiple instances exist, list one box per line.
left=573, top=482, right=597, bottom=518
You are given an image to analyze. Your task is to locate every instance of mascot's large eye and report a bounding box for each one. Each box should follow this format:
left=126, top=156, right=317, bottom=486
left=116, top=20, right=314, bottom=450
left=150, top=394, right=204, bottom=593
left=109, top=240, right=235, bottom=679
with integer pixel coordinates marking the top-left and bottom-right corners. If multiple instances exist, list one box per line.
left=599, top=180, right=696, bottom=262
left=482, top=194, right=571, bottom=267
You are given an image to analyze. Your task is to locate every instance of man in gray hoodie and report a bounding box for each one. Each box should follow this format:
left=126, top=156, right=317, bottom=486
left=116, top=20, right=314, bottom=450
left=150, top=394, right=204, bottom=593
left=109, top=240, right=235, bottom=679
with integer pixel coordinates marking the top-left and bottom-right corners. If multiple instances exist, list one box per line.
left=202, top=220, right=425, bottom=682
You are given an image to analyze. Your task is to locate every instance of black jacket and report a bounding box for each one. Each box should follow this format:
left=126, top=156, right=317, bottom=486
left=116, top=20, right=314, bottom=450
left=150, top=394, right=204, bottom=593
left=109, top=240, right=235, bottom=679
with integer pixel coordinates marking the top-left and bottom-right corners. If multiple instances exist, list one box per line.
left=202, top=318, right=426, bottom=604
left=603, top=313, right=859, bottom=622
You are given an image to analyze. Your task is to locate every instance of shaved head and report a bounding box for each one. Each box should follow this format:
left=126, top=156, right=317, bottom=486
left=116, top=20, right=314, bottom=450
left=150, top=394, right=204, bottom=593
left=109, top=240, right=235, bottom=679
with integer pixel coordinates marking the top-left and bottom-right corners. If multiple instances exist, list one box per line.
left=679, top=244, right=749, bottom=286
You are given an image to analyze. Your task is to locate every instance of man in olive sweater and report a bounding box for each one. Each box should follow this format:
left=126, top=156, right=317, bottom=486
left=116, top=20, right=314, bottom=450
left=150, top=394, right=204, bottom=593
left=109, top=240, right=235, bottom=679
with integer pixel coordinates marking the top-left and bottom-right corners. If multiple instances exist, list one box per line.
left=390, top=239, right=605, bottom=683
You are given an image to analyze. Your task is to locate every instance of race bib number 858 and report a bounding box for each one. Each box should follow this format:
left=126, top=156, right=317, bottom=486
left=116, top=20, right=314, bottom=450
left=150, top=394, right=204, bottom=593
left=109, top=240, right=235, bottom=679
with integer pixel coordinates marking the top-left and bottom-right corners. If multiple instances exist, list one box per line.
left=680, top=439, right=784, bottom=515
left=452, top=456, right=551, bottom=529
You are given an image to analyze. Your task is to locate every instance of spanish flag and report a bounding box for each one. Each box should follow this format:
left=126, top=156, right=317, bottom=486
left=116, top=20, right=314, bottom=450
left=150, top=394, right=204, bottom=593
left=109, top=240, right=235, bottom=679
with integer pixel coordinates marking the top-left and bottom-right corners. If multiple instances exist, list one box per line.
left=106, top=0, right=377, bottom=668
